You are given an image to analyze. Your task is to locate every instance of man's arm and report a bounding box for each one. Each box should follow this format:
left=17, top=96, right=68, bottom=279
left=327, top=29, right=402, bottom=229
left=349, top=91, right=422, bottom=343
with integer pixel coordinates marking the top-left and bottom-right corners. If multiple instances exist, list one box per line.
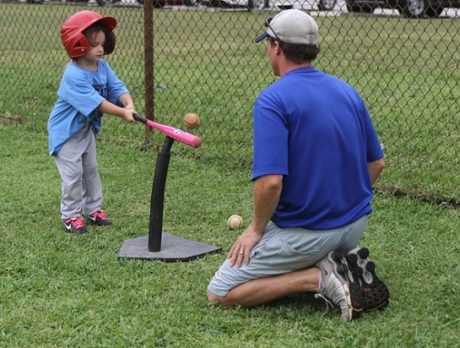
left=368, top=158, right=385, bottom=186
left=251, top=174, right=283, bottom=234
left=228, top=174, right=283, bottom=267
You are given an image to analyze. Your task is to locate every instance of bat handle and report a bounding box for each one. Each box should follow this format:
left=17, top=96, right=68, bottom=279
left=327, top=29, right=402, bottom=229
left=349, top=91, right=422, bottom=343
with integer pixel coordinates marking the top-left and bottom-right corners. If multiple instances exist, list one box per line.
left=133, top=114, right=147, bottom=124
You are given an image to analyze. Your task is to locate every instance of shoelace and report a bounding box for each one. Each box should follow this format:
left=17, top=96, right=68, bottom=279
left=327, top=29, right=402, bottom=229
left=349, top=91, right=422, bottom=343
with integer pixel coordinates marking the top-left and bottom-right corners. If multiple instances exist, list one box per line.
left=314, top=293, right=334, bottom=311
left=92, top=210, right=108, bottom=220
left=71, top=217, right=85, bottom=229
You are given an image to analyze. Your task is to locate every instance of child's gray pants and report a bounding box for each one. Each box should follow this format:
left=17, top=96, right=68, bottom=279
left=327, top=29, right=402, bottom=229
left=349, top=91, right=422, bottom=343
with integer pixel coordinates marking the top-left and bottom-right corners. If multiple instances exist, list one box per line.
left=54, top=125, right=102, bottom=220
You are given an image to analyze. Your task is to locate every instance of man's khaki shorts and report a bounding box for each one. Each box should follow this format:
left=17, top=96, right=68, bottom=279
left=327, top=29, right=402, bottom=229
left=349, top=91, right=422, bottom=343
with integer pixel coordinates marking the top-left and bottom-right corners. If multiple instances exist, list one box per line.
left=207, top=215, right=368, bottom=297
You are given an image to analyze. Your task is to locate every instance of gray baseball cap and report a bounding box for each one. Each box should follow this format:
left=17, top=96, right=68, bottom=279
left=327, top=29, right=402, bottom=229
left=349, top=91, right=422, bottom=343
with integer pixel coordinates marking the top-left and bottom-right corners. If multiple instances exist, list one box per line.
left=255, top=9, right=318, bottom=46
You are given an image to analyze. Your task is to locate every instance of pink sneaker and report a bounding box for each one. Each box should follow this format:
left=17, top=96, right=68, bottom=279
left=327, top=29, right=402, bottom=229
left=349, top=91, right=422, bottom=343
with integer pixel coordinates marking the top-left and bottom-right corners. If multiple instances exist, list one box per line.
left=63, top=216, right=87, bottom=234
left=86, top=210, right=112, bottom=226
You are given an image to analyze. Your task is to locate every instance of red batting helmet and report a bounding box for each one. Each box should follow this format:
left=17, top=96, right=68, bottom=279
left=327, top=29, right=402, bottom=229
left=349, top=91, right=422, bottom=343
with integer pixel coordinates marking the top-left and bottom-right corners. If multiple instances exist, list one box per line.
left=60, top=10, right=117, bottom=59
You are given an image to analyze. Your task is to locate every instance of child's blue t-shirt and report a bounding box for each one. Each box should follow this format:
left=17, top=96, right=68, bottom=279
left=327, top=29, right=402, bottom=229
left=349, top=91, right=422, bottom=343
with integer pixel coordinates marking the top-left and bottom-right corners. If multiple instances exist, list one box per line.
left=48, top=59, right=128, bottom=155
left=252, top=67, right=384, bottom=230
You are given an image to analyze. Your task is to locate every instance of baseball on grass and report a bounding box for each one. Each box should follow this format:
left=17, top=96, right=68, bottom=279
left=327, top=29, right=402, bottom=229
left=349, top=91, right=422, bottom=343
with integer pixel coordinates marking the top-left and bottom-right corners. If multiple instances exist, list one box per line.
left=183, top=112, right=200, bottom=129
left=227, top=215, right=243, bottom=230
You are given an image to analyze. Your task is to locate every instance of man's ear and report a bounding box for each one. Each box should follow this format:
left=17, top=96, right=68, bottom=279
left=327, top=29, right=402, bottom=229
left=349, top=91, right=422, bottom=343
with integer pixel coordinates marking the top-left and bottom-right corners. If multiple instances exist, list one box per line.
left=273, top=41, right=282, bottom=55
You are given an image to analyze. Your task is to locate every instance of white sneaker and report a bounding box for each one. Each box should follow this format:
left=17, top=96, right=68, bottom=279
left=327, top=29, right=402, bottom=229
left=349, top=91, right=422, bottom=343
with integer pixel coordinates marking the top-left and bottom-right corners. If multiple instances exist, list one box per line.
left=315, top=251, right=363, bottom=320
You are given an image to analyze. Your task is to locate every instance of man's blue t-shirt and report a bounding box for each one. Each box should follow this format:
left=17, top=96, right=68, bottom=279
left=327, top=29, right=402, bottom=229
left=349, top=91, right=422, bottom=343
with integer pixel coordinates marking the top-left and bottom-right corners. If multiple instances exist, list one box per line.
left=252, top=67, right=384, bottom=230
left=48, top=59, right=128, bottom=155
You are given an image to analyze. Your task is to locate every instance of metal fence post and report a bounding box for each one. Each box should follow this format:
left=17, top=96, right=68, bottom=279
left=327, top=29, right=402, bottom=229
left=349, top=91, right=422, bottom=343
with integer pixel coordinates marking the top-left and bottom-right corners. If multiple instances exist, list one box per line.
left=143, top=0, right=154, bottom=137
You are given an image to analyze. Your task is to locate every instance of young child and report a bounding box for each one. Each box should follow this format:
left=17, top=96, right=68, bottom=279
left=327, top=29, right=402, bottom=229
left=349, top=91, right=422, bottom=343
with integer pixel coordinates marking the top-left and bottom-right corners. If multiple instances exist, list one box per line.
left=48, top=10, right=136, bottom=234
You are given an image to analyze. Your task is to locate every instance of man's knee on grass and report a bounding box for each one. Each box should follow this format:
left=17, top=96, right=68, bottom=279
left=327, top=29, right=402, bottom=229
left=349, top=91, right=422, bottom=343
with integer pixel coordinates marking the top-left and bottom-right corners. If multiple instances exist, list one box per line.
left=207, top=290, right=237, bottom=306
left=208, top=290, right=226, bottom=304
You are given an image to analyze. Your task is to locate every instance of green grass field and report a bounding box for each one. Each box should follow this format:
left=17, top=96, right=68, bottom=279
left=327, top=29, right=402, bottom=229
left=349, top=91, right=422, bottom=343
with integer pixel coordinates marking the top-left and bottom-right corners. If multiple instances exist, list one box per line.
left=0, top=4, right=459, bottom=346
left=1, top=122, right=459, bottom=346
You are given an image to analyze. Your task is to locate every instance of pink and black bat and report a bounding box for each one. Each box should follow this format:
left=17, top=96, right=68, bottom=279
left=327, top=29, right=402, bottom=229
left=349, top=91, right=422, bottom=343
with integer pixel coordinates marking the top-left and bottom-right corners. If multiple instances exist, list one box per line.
left=133, top=114, right=201, bottom=148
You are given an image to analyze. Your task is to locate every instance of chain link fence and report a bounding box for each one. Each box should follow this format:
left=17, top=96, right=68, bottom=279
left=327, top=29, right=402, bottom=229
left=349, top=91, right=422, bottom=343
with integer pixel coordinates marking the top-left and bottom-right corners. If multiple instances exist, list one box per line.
left=1, top=1, right=459, bottom=205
